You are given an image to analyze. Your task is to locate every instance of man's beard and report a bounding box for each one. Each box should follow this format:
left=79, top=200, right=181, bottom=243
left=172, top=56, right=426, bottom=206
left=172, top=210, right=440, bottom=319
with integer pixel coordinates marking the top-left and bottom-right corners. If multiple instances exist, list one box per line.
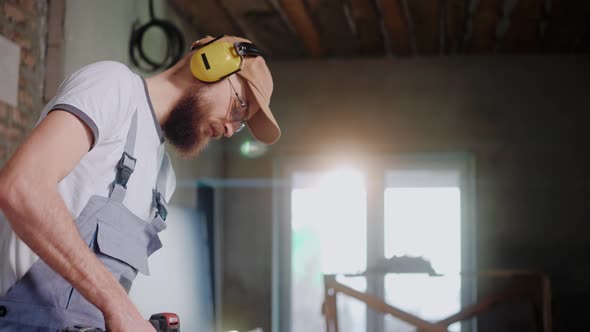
left=162, top=90, right=211, bottom=159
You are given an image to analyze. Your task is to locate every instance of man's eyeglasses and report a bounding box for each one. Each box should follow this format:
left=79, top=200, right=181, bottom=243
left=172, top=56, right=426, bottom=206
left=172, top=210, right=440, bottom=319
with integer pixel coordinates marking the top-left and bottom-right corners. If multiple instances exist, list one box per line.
left=227, top=78, right=249, bottom=134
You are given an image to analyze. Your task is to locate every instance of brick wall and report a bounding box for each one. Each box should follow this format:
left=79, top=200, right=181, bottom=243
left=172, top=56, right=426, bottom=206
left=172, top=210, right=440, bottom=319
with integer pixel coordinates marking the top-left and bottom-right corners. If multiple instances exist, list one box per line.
left=0, top=0, right=47, bottom=164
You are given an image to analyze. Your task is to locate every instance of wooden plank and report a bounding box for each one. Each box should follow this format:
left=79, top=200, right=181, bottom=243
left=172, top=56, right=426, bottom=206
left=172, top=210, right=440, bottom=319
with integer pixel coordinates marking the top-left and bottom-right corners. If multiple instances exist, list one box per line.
left=435, top=282, right=530, bottom=327
left=406, top=0, right=442, bottom=55
left=380, top=0, right=412, bottom=56
left=323, top=275, right=340, bottom=332
left=444, top=0, right=468, bottom=53
left=542, top=0, right=590, bottom=52
left=306, top=0, right=359, bottom=56
left=221, top=0, right=305, bottom=59
left=326, top=277, right=447, bottom=332
left=467, top=0, right=503, bottom=52
left=168, top=0, right=243, bottom=38
left=278, top=0, right=323, bottom=57
left=498, top=0, right=545, bottom=52
left=349, top=0, right=385, bottom=55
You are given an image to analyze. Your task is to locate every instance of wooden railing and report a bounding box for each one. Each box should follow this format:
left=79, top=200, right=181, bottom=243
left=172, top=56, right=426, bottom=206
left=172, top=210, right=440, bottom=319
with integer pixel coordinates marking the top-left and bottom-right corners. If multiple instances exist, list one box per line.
left=322, top=270, right=552, bottom=332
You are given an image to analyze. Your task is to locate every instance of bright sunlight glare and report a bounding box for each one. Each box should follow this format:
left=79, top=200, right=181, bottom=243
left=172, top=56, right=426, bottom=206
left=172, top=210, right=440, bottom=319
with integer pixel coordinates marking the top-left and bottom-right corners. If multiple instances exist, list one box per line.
left=292, top=168, right=367, bottom=274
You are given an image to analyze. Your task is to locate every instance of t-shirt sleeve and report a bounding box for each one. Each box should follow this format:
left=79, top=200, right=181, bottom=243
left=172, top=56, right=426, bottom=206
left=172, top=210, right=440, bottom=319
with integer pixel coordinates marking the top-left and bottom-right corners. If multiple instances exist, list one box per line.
left=48, top=61, right=136, bottom=149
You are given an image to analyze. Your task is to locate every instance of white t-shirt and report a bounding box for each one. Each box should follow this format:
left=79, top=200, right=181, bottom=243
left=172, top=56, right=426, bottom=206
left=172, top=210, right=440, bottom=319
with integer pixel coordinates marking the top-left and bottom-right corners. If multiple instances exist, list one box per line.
left=0, top=61, right=176, bottom=295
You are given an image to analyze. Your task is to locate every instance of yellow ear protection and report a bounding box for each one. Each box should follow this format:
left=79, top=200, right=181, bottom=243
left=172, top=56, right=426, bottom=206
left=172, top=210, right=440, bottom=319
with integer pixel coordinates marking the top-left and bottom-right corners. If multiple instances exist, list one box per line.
left=189, top=35, right=266, bottom=83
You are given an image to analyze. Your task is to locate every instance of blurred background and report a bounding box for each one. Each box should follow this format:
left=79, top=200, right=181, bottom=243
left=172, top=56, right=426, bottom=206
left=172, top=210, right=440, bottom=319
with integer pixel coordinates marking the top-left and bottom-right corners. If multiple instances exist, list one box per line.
left=1, top=0, right=589, bottom=331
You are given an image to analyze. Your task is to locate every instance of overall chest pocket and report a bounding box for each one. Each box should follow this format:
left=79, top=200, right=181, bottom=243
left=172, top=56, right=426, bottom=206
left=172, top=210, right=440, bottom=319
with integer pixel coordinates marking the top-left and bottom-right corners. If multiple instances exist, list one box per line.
left=93, top=199, right=156, bottom=278
left=65, top=197, right=161, bottom=323
left=95, top=219, right=150, bottom=278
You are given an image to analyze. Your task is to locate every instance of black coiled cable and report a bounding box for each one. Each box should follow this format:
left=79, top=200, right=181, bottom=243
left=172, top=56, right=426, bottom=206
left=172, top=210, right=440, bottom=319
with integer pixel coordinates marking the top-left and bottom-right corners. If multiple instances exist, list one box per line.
left=129, top=0, right=185, bottom=72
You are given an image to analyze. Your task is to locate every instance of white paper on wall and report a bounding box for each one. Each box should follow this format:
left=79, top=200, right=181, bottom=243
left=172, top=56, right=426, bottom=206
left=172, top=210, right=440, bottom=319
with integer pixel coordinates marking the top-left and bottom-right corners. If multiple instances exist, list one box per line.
left=0, top=34, right=21, bottom=107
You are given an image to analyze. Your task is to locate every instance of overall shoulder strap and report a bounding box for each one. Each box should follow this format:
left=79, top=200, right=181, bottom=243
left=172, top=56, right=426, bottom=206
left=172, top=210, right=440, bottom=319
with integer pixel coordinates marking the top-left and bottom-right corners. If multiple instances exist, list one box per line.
left=110, top=110, right=138, bottom=202
left=150, top=152, right=172, bottom=232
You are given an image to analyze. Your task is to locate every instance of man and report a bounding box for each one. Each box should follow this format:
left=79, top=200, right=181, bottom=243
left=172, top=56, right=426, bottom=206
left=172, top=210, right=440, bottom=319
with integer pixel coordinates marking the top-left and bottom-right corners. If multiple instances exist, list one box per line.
left=0, top=35, right=280, bottom=331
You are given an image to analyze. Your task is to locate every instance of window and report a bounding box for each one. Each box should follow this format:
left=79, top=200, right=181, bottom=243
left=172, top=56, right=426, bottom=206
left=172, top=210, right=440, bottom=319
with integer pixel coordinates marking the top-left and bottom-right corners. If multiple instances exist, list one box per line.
left=383, top=170, right=463, bottom=332
left=273, top=155, right=476, bottom=332
left=291, top=169, right=367, bottom=332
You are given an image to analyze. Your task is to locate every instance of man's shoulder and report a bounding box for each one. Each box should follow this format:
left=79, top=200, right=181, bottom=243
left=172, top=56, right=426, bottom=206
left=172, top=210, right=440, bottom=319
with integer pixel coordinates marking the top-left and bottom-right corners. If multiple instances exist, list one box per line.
left=48, top=61, right=140, bottom=143
left=56, top=61, right=139, bottom=105
left=71, top=61, right=135, bottom=82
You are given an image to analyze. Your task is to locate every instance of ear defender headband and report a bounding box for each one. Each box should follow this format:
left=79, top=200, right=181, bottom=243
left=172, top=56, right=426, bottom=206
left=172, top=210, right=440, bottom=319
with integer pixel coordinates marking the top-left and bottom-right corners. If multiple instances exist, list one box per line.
left=189, top=35, right=265, bottom=83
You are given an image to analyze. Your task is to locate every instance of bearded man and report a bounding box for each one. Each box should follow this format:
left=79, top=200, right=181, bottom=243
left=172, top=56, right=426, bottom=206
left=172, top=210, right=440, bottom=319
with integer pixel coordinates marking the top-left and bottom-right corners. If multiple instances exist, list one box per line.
left=0, top=35, right=280, bottom=332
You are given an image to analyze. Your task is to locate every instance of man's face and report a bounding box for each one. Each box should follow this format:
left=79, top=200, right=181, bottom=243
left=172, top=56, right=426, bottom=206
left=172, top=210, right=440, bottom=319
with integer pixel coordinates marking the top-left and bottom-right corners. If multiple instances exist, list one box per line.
left=162, top=75, right=254, bottom=159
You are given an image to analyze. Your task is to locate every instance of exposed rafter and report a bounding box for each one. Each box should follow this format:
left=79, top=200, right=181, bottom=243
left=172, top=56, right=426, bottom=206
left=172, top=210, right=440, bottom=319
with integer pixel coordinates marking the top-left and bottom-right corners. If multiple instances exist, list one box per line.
left=499, top=0, right=545, bottom=52
left=221, top=0, right=305, bottom=59
left=466, top=0, right=503, bottom=52
left=379, top=0, right=412, bottom=56
left=169, top=0, right=590, bottom=59
left=444, top=0, right=468, bottom=53
left=542, top=0, right=590, bottom=52
left=278, top=0, right=323, bottom=57
left=349, top=0, right=385, bottom=55
left=405, top=0, right=441, bottom=54
left=168, top=0, right=243, bottom=38
left=305, top=0, right=359, bottom=56
left=578, top=22, right=590, bottom=52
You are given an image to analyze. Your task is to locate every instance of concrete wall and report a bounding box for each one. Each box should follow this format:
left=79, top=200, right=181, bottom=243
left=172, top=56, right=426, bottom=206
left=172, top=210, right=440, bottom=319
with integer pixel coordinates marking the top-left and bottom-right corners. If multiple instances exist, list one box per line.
left=221, top=56, right=590, bottom=331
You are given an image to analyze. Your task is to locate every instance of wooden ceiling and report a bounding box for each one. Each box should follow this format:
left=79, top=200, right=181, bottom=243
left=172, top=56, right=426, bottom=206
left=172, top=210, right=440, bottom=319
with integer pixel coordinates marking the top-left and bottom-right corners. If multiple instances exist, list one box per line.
left=169, top=0, right=590, bottom=60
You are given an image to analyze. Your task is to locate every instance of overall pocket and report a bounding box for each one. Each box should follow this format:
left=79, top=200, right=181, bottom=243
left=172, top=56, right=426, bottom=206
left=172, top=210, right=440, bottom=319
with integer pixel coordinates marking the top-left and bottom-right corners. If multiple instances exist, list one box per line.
left=93, top=198, right=156, bottom=278
left=66, top=199, right=160, bottom=320
left=94, top=218, right=150, bottom=279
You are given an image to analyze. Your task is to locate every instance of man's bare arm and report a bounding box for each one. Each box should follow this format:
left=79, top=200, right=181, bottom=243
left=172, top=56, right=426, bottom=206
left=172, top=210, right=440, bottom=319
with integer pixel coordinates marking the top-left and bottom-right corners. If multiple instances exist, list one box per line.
left=0, top=111, right=154, bottom=331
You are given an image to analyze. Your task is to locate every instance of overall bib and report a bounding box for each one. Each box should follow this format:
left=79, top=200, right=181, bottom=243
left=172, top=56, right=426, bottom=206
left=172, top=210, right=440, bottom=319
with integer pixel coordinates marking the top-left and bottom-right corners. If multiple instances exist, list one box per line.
left=0, top=111, right=170, bottom=331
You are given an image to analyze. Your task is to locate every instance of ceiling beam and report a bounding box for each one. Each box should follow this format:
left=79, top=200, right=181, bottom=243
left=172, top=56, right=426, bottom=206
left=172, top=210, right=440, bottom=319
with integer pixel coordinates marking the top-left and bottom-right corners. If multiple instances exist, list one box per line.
left=379, top=0, right=412, bottom=56
left=578, top=24, right=590, bottom=52
left=349, top=0, right=385, bottom=55
left=405, top=0, right=441, bottom=55
left=278, top=0, right=323, bottom=57
left=466, top=0, right=503, bottom=52
left=305, top=0, right=359, bottom=56
left=221, top=0, right=305, bottom=59
left=444, top=0, right=468, bottom=53
left=168, top=0, right=243, bottom=38
left=542, top=0, right=590, bottom=52
left=498, top=0, right=545, bottom=52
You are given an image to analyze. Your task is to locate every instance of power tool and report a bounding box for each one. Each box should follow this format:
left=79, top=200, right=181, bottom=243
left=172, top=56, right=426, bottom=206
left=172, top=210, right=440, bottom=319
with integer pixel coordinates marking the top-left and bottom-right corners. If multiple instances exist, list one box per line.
left=148, top=312, right=180, bottom=331
left=62, top=312, right=180, bottom=332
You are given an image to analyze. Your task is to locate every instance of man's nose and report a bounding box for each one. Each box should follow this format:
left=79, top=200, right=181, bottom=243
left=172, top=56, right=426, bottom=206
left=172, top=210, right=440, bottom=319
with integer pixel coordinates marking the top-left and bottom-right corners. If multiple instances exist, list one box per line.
left=224, top=122, right=237, bottom=137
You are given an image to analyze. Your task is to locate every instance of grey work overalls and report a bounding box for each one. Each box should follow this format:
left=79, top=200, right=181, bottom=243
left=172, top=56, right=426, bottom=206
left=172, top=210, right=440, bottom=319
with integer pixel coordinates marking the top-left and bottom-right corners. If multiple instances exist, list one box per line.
left=0, top=111, right=170, bottom=331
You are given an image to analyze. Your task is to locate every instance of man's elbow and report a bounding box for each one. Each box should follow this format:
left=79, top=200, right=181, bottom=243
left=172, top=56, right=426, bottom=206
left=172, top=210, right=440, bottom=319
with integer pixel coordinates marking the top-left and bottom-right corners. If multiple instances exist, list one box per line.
left=0, top=172, right=20, bottom=211
left=0, top=171, right=36, bottom=213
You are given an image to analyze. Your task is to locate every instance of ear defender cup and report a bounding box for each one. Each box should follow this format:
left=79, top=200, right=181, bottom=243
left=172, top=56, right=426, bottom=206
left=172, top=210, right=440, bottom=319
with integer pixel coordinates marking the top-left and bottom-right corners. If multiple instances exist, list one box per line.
left=190, top=41, right=242, bottom=83
left=189, top=36, right=266, bottom=83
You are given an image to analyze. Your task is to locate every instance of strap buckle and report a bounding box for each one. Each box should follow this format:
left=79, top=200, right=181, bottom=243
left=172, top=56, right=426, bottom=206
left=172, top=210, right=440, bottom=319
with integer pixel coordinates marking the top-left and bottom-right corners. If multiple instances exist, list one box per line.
left=153, top=190, right=168, bottom=221
left=116, top=152, right=136, bottom=188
